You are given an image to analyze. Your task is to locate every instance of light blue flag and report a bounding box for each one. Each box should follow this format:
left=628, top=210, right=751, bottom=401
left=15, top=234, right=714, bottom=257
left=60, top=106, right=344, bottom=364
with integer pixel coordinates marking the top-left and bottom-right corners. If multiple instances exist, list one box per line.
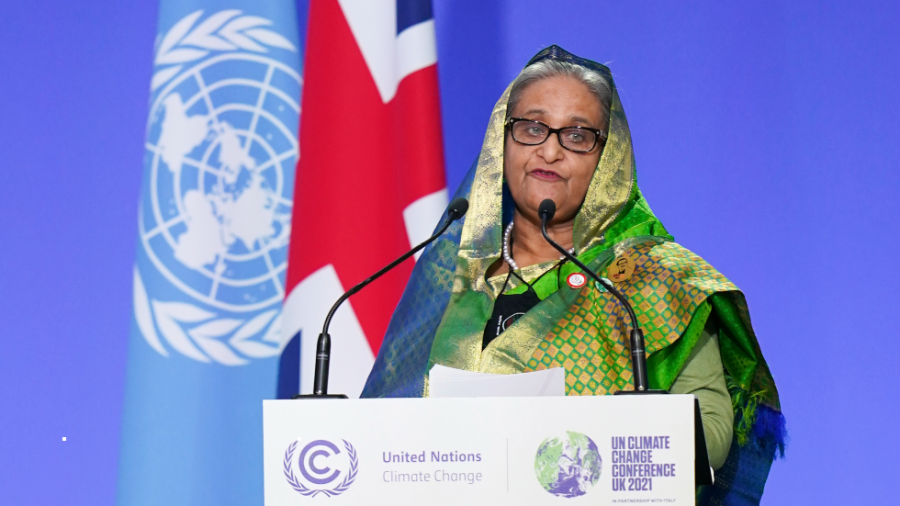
left=120, top=2, right=301, bottom=504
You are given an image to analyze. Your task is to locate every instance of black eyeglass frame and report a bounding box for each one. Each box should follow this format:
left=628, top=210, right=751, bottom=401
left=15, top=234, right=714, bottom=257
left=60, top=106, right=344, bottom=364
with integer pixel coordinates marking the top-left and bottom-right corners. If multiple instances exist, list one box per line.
left=505, top=117, right=607, bottom=153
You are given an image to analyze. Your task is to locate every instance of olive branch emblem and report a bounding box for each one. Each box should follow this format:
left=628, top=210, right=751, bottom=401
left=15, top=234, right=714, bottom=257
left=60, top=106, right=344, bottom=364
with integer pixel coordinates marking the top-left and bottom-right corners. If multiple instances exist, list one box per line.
left=133, top=268, right=290, bottom=365
left=283, top=440, right=359, bottom=497
left=152, top=10, right=297, bottom=90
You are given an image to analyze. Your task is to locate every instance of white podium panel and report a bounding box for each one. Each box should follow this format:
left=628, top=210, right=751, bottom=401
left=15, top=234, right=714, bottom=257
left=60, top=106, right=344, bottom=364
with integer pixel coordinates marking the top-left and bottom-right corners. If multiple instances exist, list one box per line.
left=264, top=395, right=695, bottom=505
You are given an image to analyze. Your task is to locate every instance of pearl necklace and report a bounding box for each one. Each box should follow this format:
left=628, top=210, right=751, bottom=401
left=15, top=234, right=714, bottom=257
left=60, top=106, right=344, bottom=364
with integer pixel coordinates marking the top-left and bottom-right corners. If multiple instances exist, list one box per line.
left=503, top=221, right=574, bottom=271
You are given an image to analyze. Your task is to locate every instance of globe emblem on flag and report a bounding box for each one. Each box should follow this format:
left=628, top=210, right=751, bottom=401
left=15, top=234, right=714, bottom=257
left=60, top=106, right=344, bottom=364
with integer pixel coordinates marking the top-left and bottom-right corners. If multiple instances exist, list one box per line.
left=534, top=431, right=602, bottom=498
left=133, top=10, right=301, bottom=365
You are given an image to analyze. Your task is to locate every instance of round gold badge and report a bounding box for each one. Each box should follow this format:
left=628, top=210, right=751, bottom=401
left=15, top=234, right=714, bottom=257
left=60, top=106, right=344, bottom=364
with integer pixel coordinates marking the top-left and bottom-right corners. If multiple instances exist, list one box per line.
left=606, top=255, right=636, bottom=283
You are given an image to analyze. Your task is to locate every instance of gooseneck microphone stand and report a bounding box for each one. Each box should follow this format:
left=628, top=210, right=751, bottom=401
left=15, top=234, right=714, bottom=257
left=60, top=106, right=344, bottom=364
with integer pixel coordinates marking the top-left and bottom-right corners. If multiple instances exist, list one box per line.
left=294, top=197, right=469, bottom=399
left=537, top=199, right=663, bottom=394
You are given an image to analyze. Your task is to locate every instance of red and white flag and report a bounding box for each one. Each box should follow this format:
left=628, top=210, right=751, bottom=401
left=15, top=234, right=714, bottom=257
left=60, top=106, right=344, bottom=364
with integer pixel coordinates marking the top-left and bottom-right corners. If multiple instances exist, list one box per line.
left=283, top=0, right=447, bottom=397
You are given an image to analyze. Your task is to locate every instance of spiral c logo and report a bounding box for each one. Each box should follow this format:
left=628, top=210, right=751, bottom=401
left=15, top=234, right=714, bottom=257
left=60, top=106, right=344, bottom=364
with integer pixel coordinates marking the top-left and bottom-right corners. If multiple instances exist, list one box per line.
left=283, top=439, right=359, bottom=497
left=299, top=440, right=343, bottom=485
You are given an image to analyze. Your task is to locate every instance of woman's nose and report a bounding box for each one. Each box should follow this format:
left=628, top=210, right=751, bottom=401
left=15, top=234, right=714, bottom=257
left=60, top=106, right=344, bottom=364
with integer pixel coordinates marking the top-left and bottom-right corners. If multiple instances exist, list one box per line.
left=537, top=133, right=565, bottom=162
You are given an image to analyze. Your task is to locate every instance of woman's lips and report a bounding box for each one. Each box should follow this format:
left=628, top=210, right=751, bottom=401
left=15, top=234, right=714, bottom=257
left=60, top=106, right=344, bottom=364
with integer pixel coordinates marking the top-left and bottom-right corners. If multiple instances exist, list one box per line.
left=529, top=168, right=562, bottom=181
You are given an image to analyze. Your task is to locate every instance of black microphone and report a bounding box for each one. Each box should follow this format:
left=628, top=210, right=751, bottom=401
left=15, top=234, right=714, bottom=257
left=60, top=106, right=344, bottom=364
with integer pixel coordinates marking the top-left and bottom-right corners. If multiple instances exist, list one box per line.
left=297, top=197, right=469, bottom=399
left=537, top=199, right=659, bottom=394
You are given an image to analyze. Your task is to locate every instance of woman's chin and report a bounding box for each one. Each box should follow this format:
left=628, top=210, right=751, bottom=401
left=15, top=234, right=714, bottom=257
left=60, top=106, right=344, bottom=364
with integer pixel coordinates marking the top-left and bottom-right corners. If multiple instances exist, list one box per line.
left=524, top=190, right=567, bottom=211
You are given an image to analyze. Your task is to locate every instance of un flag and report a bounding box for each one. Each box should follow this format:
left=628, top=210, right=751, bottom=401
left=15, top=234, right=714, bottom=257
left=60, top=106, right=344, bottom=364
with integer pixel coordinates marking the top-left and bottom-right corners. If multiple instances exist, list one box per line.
left=119, top=2, right=301, bottom=504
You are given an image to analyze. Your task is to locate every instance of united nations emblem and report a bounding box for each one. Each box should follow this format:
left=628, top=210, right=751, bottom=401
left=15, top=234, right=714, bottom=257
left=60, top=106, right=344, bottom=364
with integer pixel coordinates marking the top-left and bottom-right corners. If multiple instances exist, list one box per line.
left=133, top=10, right=300, bottom=365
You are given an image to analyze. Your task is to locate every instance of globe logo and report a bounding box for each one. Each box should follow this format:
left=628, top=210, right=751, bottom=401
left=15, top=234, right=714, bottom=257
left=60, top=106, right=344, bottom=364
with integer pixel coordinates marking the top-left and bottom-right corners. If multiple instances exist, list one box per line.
left=142, top=53, right=297, bottom=312
left=133, top=10, right=300, bottom=365
left=534, top=431, right=602, bottom=498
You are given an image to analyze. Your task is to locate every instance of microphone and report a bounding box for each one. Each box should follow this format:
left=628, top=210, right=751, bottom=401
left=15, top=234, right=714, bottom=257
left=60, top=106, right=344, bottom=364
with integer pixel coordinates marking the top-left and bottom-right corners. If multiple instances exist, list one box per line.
left=537, top=199, right=660, bottom=394
left=298, top=197, right=469, bottom=399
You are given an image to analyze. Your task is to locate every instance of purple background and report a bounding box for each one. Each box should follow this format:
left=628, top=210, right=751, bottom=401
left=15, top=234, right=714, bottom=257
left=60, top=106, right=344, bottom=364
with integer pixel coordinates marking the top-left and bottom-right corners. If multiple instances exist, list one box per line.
left=1, top=1, right=898, bottom=504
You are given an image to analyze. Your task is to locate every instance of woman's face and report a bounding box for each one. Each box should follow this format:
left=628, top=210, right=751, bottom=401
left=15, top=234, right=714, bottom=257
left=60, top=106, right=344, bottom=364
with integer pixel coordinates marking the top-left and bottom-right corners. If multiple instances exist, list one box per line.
left=504, top=75, right=605, bottom=225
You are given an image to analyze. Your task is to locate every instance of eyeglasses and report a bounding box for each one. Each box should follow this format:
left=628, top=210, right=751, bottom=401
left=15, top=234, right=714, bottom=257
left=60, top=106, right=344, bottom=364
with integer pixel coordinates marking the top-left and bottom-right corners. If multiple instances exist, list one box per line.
left=506, top=117, right=607, bottom=153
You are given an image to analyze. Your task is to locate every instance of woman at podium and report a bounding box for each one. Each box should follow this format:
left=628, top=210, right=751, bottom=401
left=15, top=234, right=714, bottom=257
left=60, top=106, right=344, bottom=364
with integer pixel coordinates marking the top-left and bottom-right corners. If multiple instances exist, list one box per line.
left=362, top=46, right=785, bottom=503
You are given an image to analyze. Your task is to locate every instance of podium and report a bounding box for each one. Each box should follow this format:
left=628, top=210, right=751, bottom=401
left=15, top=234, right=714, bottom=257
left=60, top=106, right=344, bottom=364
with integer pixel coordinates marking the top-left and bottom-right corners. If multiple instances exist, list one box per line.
left=264, top=395, right=712, bottom=505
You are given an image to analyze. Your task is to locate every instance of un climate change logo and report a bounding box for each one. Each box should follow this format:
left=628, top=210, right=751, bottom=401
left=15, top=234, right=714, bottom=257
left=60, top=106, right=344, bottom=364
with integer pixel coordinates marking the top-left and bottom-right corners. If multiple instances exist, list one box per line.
left=134, top=10, right=300, bottom=365
left=283, top=439, right=359, bottom=497
left=535, top=431, right=602, bottom=498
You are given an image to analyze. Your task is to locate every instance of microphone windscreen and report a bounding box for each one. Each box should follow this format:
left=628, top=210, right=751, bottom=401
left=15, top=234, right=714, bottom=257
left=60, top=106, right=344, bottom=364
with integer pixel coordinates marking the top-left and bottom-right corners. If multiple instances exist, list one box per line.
left=538, top=199, right=556, bottom=221
left=448, top=197, right=469, bottom=219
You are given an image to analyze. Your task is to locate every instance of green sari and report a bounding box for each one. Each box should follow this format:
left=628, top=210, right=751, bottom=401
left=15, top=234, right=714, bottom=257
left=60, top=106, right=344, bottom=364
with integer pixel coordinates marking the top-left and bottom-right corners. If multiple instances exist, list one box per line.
left=362, top=45, right=785, bottom=504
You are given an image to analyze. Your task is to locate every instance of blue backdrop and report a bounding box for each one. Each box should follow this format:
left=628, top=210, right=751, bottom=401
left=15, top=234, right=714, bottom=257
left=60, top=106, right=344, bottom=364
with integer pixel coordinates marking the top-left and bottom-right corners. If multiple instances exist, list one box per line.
left=1, top=1, right=898, bottom=504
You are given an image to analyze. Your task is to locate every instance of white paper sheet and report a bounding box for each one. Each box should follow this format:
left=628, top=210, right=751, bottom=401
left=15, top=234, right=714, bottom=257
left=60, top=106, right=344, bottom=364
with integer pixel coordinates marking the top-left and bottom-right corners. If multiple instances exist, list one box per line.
left=428, top=364, right=565, bottom=398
